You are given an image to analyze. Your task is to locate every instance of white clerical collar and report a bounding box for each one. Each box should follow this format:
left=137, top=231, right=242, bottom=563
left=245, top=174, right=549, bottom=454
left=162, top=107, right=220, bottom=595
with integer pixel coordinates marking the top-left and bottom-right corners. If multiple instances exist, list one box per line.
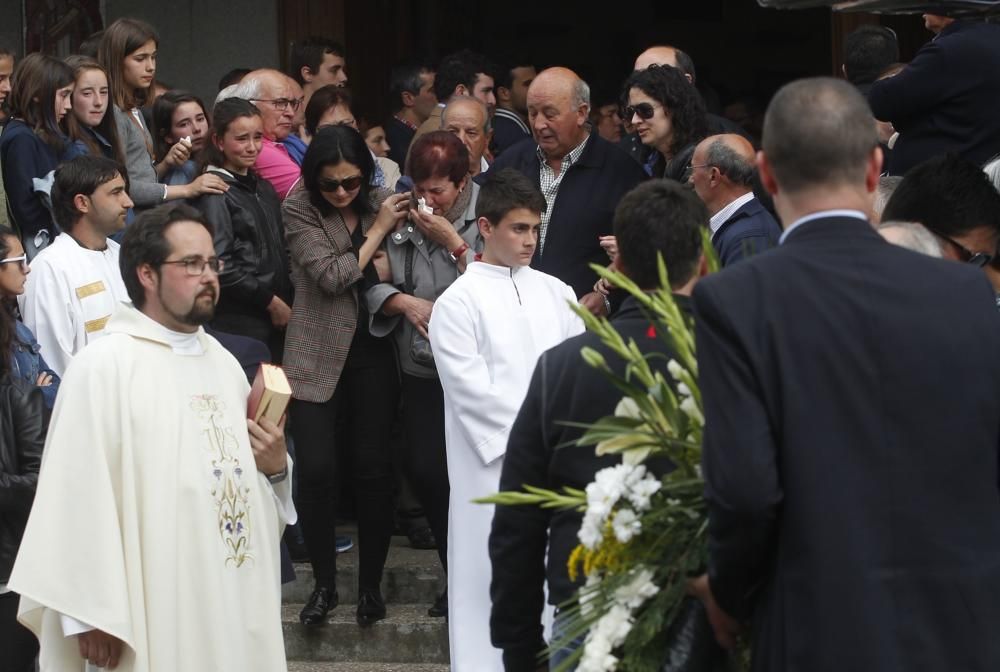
left=779, top=209, right=868, bottom=245
left=709, top=192, right=756, bottom=238
left=133, top=309, right=205, bottom=356
left=467, top=260, right=528, bottom=278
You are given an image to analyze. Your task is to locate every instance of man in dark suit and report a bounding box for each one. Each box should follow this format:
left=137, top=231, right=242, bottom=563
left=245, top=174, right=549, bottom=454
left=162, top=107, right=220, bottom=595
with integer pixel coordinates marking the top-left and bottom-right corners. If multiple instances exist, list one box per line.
left=482, top=67, right=647, bottom=316
left=489, top=179, right=708, bottom=671
left=868, top=16, right=1000, bottom=175
left=688, top=133, right=780, bottom=266
left=689, top=77, right=1000, bottom=671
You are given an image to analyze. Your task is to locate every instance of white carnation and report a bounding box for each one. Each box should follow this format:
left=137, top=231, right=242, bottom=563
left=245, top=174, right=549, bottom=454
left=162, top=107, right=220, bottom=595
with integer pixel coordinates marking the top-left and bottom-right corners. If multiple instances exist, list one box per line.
left=626, top=476, right=661, bottom=511
left=614, top=568, right=660, bottom=610
left=611, top=508, right=641, bottom=543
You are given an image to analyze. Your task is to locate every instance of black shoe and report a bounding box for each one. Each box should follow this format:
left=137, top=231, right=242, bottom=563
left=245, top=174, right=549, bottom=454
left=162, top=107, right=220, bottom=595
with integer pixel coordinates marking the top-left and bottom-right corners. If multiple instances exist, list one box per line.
left=427, top=589, right=447, bottom=618
left=299, top=586, right=338, bottom=625
left=407, top=525, right=437, bottom=550
left=356, top=590, right=386, bottom=627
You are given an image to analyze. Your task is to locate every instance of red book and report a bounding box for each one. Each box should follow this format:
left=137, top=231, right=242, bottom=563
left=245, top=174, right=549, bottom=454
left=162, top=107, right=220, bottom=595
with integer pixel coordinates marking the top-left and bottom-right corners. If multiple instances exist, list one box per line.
left=247, top=363, right=292, bottom=424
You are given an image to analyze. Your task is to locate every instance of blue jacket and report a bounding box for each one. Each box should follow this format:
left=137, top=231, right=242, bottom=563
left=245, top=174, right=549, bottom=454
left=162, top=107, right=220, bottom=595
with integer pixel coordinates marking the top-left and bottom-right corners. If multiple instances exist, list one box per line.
left=10, top=319, right=59, bottom=409
left=869, top=20, right=1000, bottom=175
left=481, top=134, right=646, bottom=299
left=712, top=197, right=781, bottom=267
left=0, top=121, right=62, bottom=246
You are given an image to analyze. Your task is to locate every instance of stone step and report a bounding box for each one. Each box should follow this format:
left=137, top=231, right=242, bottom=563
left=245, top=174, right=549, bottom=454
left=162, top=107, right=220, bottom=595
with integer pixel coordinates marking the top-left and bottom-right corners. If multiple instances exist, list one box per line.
left=287, top=663, right=449, bottom=672
left=284, top=536, right=445, bottom=605
left=283, top=603, right=449, bottom=664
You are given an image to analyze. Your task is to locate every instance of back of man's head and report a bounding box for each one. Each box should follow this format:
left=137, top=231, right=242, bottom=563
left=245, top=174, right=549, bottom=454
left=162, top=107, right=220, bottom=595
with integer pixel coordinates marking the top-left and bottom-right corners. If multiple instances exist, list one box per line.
left=434, top=49, right=494, bottom=102
left=614, top=180, right=706, bottom=290
left=762, top=77, right=877, bottom=195
left=882, top=154, right=1000, bottom=238
left=704, top=136, right=755, bottom=188
left=389, top=63, right=429, bottom=112
left=634, top=45, right=697, bottom=83
left=873, top=175, right=903, bottom=222
left=476, top=168, right=546, bottom=225
left=51, top=155, right=126, bottom=231
left=288, top=37, right=344, bottom=85
left=843, top=25, right=900, bottom=85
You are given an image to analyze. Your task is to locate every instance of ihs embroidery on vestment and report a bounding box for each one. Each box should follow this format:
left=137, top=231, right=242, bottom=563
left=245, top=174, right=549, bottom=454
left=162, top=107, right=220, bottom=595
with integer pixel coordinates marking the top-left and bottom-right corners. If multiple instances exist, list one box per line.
left=192, top=394, right=254, bottom=567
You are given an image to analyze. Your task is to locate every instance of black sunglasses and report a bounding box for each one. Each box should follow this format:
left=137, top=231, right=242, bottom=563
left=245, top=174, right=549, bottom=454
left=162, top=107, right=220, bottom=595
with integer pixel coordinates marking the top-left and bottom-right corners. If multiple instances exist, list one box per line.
left=317, top=175, right=364, bottom=193
left=935, top=231, right=994, bottom=267
left=622, top=102, right=658, bottom=121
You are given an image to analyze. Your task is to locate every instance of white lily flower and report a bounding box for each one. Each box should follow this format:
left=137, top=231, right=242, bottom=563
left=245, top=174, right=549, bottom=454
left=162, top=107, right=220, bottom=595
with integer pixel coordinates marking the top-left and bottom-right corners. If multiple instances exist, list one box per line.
left=679, top=396, right=705, bottom=426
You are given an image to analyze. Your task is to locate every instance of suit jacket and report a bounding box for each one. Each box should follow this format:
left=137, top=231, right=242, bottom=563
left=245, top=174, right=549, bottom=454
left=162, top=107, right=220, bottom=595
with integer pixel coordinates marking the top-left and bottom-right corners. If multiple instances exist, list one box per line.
left=489, top=295, right=685, bottom=672
left=868, top=20, right=1000, bottom=175
left=281, top=183, right=387, bottom=403
left=385, top=116, right=416, bottom=168
left=692, top=215, right=1000, bottom=672
left=481, top=134, right=646, bottom=298
left=712, top=196, right=781, bottom=266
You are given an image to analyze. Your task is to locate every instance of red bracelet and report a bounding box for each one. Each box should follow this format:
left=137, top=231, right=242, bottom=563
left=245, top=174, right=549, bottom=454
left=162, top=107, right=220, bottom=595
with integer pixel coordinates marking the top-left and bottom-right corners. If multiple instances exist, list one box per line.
left=450, top=242, right=470, bottom=262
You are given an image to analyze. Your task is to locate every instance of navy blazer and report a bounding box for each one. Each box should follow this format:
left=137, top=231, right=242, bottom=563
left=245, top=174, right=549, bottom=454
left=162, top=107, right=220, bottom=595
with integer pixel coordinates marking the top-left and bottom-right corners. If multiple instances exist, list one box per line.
left=480, top=134, right=646, bottom=298
left=869, top=20, right=1000, bottom=175
left=712, top=196, right=781, bottom=266
left=693, top=216, right=1000, bottom=671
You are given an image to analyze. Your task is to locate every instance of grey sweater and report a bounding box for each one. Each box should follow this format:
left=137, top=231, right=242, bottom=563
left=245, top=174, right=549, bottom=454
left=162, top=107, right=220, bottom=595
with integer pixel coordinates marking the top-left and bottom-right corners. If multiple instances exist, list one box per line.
left=113, top=106, right=165, bottom=207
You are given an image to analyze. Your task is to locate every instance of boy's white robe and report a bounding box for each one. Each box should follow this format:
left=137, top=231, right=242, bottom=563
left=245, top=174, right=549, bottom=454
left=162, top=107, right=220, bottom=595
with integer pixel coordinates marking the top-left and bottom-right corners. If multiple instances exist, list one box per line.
left=8, top=305, right=294, bottom=672
left=429, top=261, right=583, bottom=671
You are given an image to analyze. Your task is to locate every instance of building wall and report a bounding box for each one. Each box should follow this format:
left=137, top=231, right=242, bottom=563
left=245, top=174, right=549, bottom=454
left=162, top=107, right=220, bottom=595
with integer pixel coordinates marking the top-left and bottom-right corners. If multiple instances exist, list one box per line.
left=0, top=3, right=23, bottom=55
left=105, top=0, right=281, bottom=104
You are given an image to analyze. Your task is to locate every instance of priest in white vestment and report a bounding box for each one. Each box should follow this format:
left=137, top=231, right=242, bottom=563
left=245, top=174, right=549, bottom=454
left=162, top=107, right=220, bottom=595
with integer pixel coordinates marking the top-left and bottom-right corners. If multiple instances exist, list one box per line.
left=18, top=157, right=134, bottom=376
left=9, top=205, right=294, bottom=671
left=429, top=170, right=583, bottom=671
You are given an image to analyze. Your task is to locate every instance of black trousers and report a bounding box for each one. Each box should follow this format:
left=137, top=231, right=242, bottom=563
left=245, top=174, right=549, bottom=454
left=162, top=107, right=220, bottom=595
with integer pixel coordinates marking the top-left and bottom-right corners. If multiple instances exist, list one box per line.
left=399, top=373, right=450, bottom=571
left=291, top=343, right=399, bottom=592
left=0, top=591, right=37, bottom=672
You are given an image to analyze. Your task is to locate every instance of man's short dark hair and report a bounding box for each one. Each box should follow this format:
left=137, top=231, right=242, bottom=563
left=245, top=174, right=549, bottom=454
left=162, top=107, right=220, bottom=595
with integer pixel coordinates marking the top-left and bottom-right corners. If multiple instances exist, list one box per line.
left=120, top=204, right=214, bottom=309
left=476, top=168, right=546, bottom=226
left=843, top=25, right=899, bottom=86
left=882, top=154, right=1000, bottom=239
left=288, top=37, right=345, bottom=85
left=614, top=180, right=706, bottom=289
left=51, top=155, right=127, bottom=231
left=389, top=63, right=430, bottom=112
left=433, top=49, right=495, bottom=102
left=762, top=77, right=877, bottom=194
left=495, top=60, right=534, bottom=91
left=218, top=67, right=251, bottom=91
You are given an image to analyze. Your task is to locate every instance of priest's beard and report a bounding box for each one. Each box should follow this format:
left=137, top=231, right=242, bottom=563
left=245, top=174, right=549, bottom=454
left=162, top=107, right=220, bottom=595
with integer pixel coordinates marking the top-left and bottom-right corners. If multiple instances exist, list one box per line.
left=161, top=286, right=217, bottom=327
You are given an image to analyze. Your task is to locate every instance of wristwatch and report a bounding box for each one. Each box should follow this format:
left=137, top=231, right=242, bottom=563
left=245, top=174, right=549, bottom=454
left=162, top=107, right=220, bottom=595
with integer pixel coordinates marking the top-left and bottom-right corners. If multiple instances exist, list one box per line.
left=267, top=466, right=288, bottom=484
left=450, top=242, right=470, bottom=263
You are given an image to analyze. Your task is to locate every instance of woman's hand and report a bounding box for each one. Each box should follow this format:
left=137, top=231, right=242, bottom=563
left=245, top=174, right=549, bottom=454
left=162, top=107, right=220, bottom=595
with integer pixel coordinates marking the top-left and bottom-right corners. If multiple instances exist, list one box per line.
left=387, top=294, right=434, bottom=338
left=35, top=372, right=53, bottom=387
left=373, top=192, right=412, bottom=235
left=372, top=250, right=392, bottom=282
left=161, top=138, right=193, bottom=169
left=599, top=235, right=618, bottom=261
left=409, top=208, right=464, bottom=251
left=185, top=173, right=229, bottom=199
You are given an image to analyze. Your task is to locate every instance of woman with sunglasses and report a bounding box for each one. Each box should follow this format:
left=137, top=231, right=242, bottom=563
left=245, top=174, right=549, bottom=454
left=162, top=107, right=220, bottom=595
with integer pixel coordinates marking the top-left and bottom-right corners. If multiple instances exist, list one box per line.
left=190, top=98, right=292, bottom=360
left=282, top=125, right=410, bottom=628
left=98, top=18, right=226, bottom=209
left=0, top=226, right=59, bottom=411
left=0, top=54, right=74, bottom=259
left=621, top=64, right=708, bottom=180
left=365, top=130, right=481, bottom=620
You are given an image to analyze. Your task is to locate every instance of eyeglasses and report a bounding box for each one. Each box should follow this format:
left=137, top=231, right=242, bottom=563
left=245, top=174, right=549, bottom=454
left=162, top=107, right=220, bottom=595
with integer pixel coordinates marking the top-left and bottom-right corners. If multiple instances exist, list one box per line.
left=0, top=254, right=27, bottom=269
left=160, top=256, right=225, bottom=276
left=935, top=232, right=994, bottom=267
left=317, top=175, right=364, bottom=193
left=622, top=102, right=659, bottom=121
left=251, top=97, right=303, bottom=112
left=681, top=164, right=715, bottom=182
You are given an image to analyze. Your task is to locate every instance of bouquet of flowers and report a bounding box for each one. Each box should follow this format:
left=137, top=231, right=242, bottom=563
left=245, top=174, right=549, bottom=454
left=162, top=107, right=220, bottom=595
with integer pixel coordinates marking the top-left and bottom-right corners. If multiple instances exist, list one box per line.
left=481, top=238, right=728, bottom=672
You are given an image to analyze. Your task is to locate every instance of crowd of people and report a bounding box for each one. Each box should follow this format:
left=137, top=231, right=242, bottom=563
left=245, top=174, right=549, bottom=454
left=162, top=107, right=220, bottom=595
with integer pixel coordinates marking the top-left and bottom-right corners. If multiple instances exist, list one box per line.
left=1, top=9, right=1000, bottom=672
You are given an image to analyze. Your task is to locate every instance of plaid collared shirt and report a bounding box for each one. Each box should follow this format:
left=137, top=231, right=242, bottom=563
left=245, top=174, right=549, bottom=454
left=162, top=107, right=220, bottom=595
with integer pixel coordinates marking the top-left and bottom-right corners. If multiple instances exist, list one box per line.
left=536, top=134, right=590, bottom=255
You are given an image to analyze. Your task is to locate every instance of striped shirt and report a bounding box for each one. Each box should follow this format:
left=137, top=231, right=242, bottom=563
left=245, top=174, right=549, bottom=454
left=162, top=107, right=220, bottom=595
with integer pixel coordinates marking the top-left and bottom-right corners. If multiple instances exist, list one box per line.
left=536, top=134, right=590, bottom=254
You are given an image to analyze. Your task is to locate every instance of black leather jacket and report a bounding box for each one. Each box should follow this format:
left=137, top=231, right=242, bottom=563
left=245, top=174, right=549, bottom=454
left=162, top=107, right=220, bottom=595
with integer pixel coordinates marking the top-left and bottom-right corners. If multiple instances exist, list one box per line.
left=0, top=375, right=45, bottom=583
left=192, top=168, right=293, bottom=322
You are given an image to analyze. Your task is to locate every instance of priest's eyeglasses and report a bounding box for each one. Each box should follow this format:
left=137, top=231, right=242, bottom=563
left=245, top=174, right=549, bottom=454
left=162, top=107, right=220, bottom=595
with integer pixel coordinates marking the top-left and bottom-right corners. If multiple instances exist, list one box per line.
left=0, top=254, right=27, bottom=269
left=161, top=256, right=225, bottom=276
